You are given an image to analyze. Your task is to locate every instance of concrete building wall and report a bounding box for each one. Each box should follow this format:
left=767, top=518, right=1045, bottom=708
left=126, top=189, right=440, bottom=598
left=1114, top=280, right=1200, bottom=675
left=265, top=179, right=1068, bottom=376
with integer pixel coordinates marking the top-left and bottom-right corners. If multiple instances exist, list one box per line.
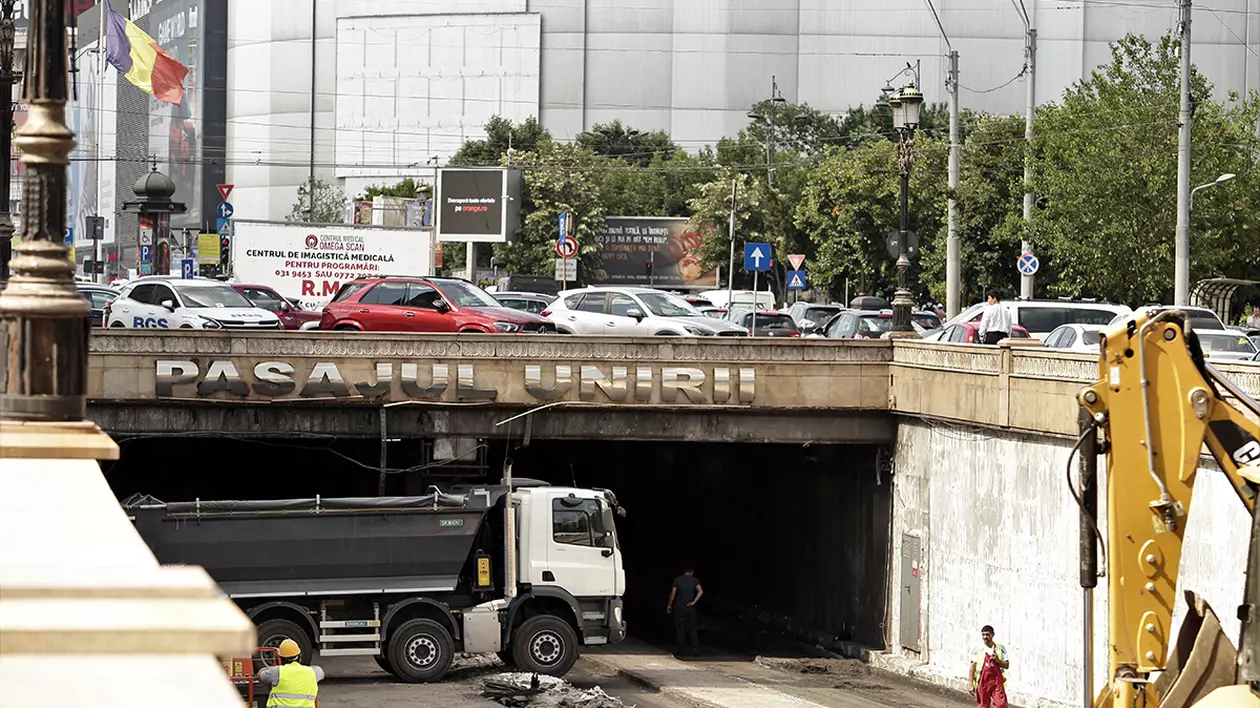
left=888, top=419, right=1252, bottom=707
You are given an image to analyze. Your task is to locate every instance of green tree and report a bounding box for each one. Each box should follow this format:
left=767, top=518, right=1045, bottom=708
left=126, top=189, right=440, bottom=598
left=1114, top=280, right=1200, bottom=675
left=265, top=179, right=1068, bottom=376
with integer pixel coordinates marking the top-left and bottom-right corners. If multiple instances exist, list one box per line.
left=577, top=120, right=677, bottom=166
left=1031, top=32, right=1260, bottom=305
left=287, top=178, right=346, bottom=224
left=597, top=147, right=717, bottom=218
left=359, top=177, right=428, bottom=201
left=448, top=116, right=553, bottom=166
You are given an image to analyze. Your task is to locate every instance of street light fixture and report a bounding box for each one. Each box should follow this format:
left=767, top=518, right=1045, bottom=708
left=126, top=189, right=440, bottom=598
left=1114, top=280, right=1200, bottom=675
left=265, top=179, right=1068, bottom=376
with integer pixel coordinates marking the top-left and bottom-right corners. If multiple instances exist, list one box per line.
left=882, top=74, right=926, bottom=336
left=745, top=75, right=800, bottom=189
left=1190, top=172, right=1237, bottom=208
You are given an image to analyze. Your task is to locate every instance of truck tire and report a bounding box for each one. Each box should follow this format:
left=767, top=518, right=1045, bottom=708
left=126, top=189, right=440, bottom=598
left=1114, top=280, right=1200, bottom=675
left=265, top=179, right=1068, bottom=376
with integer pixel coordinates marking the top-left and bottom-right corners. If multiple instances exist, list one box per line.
left=256, top=618, right=314, bottom=665
left=373, top=655, right=397, bottom=677
left=511, top=615, right=578, bottom=676
left=388, top=619, right=454, bottom=683
left=496, top=651, right=515, bottom=667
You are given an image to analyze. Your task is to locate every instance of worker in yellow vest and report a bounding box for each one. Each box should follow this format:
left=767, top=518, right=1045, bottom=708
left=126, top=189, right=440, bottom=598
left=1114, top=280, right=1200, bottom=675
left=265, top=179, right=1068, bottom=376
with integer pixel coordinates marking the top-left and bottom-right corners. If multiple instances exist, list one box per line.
left=256, top=639, right=324, bottom=708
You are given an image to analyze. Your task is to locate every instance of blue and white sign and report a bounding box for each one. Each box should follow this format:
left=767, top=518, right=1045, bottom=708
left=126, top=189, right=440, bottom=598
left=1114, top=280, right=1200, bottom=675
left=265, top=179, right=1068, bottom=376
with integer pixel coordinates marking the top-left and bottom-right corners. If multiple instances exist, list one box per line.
left=1017, top=252, right=1040, bottom=276
left=743, top=242, right=771, bottom=272
left=557, top=212, right=571, bottom=244
left=787, top=270, right=808, bottom=291
left=181, top=259, right=196, bottom=279
left=216, top=202, right=234, bottom=219
left=64, top=227, right=74, bottom=245
left=139, top=244, right=153, bottom=275
left=217, top=218, right=234, bottom=237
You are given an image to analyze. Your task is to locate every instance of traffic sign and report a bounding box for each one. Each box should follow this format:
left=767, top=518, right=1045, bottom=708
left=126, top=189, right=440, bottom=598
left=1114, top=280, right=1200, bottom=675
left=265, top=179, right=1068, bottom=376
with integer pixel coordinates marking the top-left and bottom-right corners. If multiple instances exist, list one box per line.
left=1017, top=252, right=1040, bottom=276
left=139, top=244, right=153, bottom=263
left=216, top=202, right=234, bottom=219
left=139, top=228, right=154, bottom=246
left=743, top=242, right=771, bottom=271
left=554, top=257, right=577, bottom=281
left=217, top=218, right=234, bottom=236
left=886, top=230, right=919, bottom=260
left=217, top=184, right=234, bottom=201
left=556, top=237, right=578, bottom=259
left=787, top=253, right=805, bottom=270
left=63, top=227, right=73, bottom=245
left=787, top=270, right=808, bottom=291
left=181, top=258, right=196, bottom=279
left=557, top=212, right=574, bottom=243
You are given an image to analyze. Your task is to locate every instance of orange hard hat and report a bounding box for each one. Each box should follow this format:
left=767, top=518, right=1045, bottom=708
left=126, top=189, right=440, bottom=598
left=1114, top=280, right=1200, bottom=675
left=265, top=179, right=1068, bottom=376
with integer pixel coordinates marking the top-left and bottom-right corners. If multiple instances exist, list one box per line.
left=277, top=639, right=301, bottom=659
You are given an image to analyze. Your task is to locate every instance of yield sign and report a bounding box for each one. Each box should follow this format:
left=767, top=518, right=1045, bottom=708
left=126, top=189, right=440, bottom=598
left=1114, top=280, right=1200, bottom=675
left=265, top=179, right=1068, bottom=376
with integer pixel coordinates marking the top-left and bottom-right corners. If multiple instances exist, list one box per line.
left=217, top=184, right=234, bottom=201
left=787, top=253, right=805, bottom=270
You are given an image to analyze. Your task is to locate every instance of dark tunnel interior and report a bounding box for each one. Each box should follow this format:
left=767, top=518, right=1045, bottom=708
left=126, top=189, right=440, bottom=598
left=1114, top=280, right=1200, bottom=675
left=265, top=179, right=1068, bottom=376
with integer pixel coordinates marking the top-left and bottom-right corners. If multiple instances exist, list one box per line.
left=104, top=434, right=893, bottom=654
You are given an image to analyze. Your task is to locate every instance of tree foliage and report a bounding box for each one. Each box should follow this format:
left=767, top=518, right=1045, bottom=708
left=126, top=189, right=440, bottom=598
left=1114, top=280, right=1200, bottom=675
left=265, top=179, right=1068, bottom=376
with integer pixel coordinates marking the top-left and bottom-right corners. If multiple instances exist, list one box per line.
left=287, top=178, right=346, bottom=224
left=448, top=116, right=553, bottom=166
left=359, top=177, right=428, bottom=201
left=577, top=120, right=677, bottom=166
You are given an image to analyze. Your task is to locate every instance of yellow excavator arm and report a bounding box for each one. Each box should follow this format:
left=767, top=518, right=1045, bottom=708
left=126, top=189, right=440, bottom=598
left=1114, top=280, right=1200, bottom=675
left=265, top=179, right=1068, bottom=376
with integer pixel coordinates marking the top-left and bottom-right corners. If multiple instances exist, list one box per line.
left=1079, top=310, right=1260, bottom=708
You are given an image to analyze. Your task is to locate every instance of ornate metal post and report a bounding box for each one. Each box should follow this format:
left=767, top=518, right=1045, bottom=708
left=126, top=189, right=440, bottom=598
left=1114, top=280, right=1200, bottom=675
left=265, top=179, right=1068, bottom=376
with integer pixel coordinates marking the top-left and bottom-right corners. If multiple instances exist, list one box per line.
left=0, top=0, right=92, bottom=422
left=891, top=128, right=916, bottom=333
left=0, top=0, right=19, bottom=280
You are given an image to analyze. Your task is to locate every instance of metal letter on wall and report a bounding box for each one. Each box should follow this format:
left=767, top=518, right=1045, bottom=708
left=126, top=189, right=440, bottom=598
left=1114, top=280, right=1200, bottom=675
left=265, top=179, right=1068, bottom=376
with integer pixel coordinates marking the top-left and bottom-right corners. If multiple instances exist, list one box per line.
left=302, top=362, right=351, bottom=398
left=580, top=365, right=629, bottom=402
left=457, top=364, right=497, bottom=401
left=739, top=368, right=756, bottom=404
left=712, top=367, right=731, bottom=403
left=660, top=367, right=706, bottom=404
left=900, top=534, right=922, bottom=651
left=252, top=362, right=296, bottom=397
left=354, top=362, right=393, bottom=397
left=155, top=360, right=199, bottom=397
left=634, top=365, right=653, bottom=402
left=401, top=363, right=447, bottom=398
left=525, top=364, right=572, bottom=401
left=197, top=360, right=248, bottom=397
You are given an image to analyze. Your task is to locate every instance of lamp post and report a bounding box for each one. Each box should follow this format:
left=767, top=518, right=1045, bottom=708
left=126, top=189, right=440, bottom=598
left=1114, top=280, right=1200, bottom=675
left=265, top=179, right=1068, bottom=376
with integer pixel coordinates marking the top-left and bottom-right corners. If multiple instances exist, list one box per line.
left=882, top=80, right=925, bottom=334
left=746, top=76, right=793, bottom=189
left=1177, top=172, right=1236, bottom=301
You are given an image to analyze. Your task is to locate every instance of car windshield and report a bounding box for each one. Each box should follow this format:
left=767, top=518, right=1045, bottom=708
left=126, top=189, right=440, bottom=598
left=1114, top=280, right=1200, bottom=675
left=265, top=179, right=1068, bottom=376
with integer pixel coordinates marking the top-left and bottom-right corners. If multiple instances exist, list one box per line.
left=754, top=314, right=798, bottom=331
left=802, top=307, right=841, bottom=326
left=639, top=292, right=701, bottom=317
left=857, top=315, right=895, bottom=334
left=1019, top=307, right=1118, bottom=331
left=434, top=280, right=500, bottom=308
left=1199, top=333, right=1257, bottom=354
left=179, top=285, right=254, bottom=308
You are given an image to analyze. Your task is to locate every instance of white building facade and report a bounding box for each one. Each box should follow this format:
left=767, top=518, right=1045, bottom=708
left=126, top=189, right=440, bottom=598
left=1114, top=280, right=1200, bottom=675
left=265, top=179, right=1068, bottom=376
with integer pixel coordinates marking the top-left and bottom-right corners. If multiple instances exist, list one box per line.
left=226, top=0, right=1260, bottom=222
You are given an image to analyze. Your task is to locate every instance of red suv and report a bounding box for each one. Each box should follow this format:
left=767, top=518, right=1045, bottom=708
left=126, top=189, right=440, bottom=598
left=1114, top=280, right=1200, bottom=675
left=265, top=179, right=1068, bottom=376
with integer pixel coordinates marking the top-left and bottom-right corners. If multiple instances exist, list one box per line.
left=320, top=276, right=557, bottom=333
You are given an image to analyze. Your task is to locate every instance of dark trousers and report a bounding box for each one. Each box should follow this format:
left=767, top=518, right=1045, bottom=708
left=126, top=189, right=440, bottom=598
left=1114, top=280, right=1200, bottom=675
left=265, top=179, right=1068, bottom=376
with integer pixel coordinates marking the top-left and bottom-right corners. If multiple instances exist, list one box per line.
left=983, top=331, right=1007, bottom=345
left=673, top=605, right=698, bottom=650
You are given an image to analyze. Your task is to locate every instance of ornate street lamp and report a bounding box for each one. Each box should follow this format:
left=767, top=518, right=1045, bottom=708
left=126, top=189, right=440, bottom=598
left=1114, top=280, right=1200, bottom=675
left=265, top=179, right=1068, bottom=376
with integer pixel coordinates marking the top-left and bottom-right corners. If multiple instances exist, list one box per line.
left=888, top=80, right=924, bottom=334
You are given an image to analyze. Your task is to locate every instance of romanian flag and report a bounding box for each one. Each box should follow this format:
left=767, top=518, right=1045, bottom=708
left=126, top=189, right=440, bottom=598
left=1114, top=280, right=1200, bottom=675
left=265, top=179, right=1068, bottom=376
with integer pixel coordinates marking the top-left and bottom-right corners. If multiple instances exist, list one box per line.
left=104, top=3, right=189, bottom=105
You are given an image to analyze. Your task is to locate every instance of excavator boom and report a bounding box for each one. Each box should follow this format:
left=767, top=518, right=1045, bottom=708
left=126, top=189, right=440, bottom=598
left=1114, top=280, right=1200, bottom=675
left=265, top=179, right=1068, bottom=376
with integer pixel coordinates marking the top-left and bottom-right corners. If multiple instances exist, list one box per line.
left=1079, top=310, right=1260, bottom=708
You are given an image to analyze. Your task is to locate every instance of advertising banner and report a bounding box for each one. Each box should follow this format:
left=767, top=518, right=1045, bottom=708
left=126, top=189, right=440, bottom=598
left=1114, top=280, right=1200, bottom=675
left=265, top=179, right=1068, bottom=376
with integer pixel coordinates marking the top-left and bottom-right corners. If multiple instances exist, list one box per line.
left=231, top=222, right=432, bottom=309
left=436, top=168, right=522, bottom=242
left=593, top=217, right=718, bottom=288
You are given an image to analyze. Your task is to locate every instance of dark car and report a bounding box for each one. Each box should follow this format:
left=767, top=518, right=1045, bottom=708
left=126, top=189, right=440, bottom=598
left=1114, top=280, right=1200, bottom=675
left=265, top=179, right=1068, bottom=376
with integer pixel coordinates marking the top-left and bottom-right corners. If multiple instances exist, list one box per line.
left=77, top=282, right=119, bottom=327
left=492, top=291, right=556, bottom=315
left=730, top=309, right=801, bottom=337
left=786, top=302, right=844, bottom=334
left=820, top=309, right=942, bottom=339
left=232, top=284, right=322, bottom=330
left=320, top=276, right=556, bottom=333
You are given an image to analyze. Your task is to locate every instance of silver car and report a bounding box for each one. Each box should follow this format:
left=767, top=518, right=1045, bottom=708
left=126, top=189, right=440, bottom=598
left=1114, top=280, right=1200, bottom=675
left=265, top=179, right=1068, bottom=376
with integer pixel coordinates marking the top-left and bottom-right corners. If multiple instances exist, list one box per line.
left=545, top=287, right=748, bottom=336
left=1196, top=330, right=1258, bottom=362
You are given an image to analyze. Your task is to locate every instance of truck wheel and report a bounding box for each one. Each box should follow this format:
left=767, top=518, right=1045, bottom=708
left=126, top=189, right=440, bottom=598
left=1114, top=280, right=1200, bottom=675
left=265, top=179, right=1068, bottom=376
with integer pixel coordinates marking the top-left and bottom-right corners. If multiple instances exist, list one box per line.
left=373, top=655, right=397, bottom=677
left=496, top=651, right=515, bottom=667
left=256, top=618, right=314, bottom=665
left=511, top=615, right=578, bottom=676
left=388, top=619, right=454, bottom=683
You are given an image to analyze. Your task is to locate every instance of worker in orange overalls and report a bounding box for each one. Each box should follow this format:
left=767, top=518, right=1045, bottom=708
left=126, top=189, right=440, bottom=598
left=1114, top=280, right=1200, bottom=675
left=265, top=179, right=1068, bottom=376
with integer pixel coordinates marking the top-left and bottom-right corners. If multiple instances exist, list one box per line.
left=969, top=624, right=1010, bottom=708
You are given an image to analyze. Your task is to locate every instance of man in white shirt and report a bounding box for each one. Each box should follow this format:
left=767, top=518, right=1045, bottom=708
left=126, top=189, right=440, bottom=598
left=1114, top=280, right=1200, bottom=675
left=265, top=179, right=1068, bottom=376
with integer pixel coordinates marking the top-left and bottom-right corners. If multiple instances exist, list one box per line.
left=979, top=292, right=1013, bottom=345
left=1247, top=304, right=1259, bottom=330
left=969, top=624, right=1010, bottom=708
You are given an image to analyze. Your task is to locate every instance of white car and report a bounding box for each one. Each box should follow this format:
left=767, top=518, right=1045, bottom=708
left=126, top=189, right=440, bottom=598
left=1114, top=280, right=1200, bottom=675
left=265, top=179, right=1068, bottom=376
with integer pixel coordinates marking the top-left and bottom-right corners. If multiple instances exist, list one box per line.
left=1042, top=324, right=1105, bottom=353
left=1195, top=329, right=1258, bottom=362
left=545, top=286, right=748, bottom=336
left=106, top=276, right=282, bottom=330
left=1107, top=305, right=1225, bottom=331
left=929, top=299, right=1132, bottom=341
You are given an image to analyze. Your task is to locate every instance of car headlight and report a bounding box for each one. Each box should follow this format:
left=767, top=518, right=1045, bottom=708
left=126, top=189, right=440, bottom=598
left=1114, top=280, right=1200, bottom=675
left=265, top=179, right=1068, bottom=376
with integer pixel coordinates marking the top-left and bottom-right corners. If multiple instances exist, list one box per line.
left=493, top=321, right=521, bottom=333
left=200, top=317, right=223, bottom=329
left=683, top=325, right=714, bottom=336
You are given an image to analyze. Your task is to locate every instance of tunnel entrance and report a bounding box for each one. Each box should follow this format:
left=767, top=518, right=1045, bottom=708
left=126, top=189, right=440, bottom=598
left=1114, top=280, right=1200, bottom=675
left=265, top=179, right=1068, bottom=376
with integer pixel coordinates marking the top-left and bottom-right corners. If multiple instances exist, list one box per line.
left=103, top=434, right=893, bottom=655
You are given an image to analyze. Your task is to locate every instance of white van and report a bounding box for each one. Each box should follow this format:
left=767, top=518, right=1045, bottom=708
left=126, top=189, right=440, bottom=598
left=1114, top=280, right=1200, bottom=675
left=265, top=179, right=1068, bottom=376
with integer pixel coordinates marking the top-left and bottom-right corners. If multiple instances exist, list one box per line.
left=700, top=289, right=777, bottom=311
left=930, top=299, right=1132, bottom=340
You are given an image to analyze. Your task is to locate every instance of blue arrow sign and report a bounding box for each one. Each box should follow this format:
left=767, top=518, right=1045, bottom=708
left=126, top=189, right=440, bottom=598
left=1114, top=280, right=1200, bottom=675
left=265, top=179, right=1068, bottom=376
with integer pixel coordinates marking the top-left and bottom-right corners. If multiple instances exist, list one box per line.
left=787, top=270, right=808, bottom=291
left=743, top=242, right=771, bottom=272
left=216, top=202, right=234, bottom=219
left=181, top=259, right=196, bottom=279
left=1017, top=252, right=1040, bottom=276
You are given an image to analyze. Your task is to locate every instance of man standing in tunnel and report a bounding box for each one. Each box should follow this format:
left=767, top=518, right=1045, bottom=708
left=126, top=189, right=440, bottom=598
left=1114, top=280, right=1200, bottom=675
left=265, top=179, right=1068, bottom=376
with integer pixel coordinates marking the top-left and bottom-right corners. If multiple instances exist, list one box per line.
left=667, top=566, right=704, bottom=657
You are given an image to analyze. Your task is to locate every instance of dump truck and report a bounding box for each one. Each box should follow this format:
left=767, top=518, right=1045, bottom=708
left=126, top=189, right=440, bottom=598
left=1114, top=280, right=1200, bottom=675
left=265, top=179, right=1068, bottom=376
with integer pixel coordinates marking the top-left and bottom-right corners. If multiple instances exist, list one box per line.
left=124, top=479, right=626, bottom=683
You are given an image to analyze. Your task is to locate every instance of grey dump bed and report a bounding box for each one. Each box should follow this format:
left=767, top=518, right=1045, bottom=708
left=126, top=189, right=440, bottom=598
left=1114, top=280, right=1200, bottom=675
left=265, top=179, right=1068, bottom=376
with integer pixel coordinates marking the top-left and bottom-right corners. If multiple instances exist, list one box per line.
left=124, top=491, right=497, bottom=599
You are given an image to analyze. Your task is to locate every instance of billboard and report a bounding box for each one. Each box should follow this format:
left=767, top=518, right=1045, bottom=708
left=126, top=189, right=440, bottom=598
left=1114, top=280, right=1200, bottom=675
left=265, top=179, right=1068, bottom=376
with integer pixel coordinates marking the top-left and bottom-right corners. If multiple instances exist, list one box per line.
left=593, top=217, right=719, bottom=289
left=436, top=168, right=522, bottom=242
left=231, top=221, right=433, bottom=310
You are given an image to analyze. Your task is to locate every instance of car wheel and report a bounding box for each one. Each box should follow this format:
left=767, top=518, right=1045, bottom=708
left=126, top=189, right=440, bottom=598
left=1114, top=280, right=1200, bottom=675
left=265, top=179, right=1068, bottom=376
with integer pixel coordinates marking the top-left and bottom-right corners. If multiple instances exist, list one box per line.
left=178, top=324, right=193, bottom=329
left=511, top=615, right=578, bottom=676
left=655, top=331, right=681, bottom=337
left=387, top=618, right=454, bottom=683
left=108, top=321, right=126, bottom=328
left=333, top=324, right=359, bottom=331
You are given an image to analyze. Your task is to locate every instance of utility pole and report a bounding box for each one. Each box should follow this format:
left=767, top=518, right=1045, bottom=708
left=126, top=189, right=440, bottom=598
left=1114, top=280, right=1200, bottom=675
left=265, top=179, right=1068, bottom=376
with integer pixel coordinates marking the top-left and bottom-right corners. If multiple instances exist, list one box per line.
left=0, top=0, right=18, bottom=281
left=946, top=50, right=961, bottom=316
left=0, top=0, right=93, bottom=421
left=307, top=0, right=317, bottom=223
left=727, top=177, right=737, bottom=309
left=1174, top=0, right=1193, bottom=306
left=1017, top=1, right=1037, bottom=300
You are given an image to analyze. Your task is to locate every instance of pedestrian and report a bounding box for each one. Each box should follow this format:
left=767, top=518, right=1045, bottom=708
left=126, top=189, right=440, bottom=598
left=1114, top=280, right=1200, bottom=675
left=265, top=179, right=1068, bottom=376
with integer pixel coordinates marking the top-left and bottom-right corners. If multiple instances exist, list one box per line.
left=978, top=291, right=1012, bottom=345
left=1247, top=304, right=1260, bottom=330
left=969, top=625, right=1010, bottom=708
left=667, top=566, right=704, bottom=657
left=257, top=639, right=324, bottom=708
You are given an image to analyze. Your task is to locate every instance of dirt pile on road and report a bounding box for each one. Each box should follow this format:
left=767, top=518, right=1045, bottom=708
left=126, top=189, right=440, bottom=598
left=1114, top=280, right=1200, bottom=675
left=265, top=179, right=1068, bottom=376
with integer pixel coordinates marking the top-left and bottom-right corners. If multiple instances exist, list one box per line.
left=482, top=673, right=626, bottom=708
